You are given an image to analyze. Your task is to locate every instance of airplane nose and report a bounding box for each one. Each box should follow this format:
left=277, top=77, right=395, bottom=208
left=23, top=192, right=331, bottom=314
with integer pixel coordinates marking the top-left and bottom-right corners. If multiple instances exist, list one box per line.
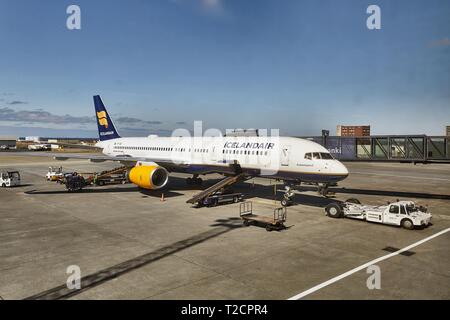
left=338, top=161, right=349, bottom=176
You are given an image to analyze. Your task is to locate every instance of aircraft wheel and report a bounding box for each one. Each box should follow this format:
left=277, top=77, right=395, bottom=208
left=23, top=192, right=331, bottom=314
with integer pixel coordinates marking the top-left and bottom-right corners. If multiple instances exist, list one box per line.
left=1, top=183, right=5, bottom=188
left=266, top=225, right=273, bottom=232
left=243, top=220, right=250, bottom=227
left=233, top=196, right=239, bottom=203
left=325, top=203, right=342, bottom=218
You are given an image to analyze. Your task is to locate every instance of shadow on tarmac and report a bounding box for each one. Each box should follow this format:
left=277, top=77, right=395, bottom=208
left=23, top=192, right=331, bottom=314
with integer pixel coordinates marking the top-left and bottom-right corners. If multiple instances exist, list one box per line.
left=23, top=176, right=450, bottom=208
left=24, top=217, right=243, bottom=300
left=300, top=186, right=450, bottom=201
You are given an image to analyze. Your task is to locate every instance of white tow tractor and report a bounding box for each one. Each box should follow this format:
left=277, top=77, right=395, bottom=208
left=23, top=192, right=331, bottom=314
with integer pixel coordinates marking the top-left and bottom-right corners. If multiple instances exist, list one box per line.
left=325, top=199, right=432, bottom=230
left=0, top=171, right=21, bottom=187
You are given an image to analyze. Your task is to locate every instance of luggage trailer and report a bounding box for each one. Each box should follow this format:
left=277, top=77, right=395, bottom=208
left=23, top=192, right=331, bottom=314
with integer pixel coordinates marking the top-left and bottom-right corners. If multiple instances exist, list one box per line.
left=240, top=201, right=287, bottom=231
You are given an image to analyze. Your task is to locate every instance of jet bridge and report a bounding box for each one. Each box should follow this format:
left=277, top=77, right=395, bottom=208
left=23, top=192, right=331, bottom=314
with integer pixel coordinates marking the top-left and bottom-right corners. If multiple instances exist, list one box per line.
left=300, top=135, right=450, bottom=163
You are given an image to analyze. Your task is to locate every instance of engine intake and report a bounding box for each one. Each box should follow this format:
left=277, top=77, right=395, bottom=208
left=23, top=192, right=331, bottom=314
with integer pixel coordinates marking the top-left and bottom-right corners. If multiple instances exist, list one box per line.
left=128, top=165, right=169, bottom=190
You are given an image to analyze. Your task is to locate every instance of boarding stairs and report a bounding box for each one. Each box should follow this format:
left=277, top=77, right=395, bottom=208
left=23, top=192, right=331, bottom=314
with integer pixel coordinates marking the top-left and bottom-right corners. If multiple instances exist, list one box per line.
left=84, top=166, right=128, bottom=184
left=186, top=172, right=247, bottom=204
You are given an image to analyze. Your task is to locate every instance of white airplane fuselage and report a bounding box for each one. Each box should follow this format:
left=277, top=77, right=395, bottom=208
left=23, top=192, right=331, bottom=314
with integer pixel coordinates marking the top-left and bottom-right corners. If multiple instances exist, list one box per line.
left=96, top=136, right=348, bottom=184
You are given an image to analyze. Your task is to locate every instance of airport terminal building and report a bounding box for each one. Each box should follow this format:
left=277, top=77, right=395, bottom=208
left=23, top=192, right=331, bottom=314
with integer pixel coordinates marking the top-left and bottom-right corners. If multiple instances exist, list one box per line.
left=0, top=136, right=17, bottom=149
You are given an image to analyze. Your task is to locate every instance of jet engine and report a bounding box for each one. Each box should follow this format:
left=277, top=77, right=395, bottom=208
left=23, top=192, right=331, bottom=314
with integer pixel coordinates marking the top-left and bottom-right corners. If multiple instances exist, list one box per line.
left=127, top=164, right=169, bottom=190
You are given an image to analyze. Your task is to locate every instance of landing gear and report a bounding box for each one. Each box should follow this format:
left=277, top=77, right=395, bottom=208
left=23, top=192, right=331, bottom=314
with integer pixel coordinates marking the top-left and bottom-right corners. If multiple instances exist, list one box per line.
left=317, top=184, right=329, bottom=197
left=281, top=183, right=295, bottom=207
left=186, top=175, right=203, bottom=185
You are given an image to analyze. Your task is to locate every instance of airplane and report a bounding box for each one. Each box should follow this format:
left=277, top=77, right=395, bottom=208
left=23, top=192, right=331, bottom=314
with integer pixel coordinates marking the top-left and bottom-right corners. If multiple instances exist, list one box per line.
left=43, top=95, right=349, bottom=205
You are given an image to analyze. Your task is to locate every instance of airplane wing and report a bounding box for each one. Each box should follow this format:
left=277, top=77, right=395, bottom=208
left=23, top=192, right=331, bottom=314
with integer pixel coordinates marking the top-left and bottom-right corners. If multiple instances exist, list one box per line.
left=23, top=152, right=244, bottom=175
left=23, top=152, right=179, bottom=166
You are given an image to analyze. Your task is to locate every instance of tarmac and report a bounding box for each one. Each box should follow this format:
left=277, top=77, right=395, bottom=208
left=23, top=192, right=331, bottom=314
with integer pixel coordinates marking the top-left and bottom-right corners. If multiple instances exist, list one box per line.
left=0, top=152, right=449, bottom=300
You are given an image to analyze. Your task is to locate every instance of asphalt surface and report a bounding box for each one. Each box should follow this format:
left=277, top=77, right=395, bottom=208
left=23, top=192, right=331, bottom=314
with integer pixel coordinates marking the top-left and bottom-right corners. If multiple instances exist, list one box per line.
left=0, top=153, right=449, bottom=299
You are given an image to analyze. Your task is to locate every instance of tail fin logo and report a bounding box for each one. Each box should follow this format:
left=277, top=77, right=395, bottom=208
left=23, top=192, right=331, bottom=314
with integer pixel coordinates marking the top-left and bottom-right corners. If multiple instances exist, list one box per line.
left=96, top=111, right=109, bottom=128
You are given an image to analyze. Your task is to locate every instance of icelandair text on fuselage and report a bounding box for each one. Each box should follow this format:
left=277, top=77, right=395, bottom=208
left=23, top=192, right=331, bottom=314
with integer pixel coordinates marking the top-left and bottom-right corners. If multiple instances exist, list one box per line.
left=224, top=142, right=275, bottom=149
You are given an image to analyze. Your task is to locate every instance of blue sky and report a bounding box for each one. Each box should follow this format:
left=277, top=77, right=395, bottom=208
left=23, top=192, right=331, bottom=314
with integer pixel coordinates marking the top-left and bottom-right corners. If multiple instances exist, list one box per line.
left=0, top=0, right=449, bottom=137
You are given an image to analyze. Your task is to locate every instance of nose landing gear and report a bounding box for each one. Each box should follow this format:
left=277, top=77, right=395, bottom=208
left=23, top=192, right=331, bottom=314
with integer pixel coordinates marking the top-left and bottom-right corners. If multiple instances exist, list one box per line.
left=317, top=184, right=328, bottom=197
left=317, top=183, right=335, bottom=197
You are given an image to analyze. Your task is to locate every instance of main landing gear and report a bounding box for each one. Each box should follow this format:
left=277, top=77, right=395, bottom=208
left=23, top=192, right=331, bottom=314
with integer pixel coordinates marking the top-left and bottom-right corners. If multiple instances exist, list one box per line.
left=186, top=174, right=203, bottom=185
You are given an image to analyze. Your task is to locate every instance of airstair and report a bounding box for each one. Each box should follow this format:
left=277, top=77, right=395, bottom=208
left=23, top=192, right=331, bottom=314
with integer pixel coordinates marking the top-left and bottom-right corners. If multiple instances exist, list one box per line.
left=84, top=166, right=128, bottom=184
left=186, top=172, right=247, bottom=204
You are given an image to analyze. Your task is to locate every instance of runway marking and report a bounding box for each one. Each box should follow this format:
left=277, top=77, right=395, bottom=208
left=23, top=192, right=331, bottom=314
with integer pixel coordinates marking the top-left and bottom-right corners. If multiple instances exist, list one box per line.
left=351, top=171, right=450, bottom=182
left=288, top=227, right=450, bottom=300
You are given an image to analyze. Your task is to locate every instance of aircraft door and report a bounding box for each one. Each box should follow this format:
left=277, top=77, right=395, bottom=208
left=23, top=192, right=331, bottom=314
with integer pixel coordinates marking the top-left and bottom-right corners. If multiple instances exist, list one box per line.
left=281, top=145, right=291, bottom=166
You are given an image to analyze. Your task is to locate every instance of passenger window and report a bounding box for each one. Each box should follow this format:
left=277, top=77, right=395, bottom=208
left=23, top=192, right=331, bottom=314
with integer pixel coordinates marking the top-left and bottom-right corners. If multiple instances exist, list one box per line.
left=305, top=153, right=312, bottom=160
left=312, top=152, right=321, bottom=160
left=389, top=205, right=399, bottom=214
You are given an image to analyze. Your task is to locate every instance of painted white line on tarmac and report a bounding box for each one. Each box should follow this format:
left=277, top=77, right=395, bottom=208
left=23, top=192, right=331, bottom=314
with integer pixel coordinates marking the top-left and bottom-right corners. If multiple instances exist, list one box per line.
left=288, top=227, right=450, bottom=300
left=351, top=171, right=450, bottom=182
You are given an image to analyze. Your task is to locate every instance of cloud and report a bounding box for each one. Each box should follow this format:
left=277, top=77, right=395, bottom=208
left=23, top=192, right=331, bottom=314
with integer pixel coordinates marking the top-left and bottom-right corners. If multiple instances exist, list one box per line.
left=115, top=117, right=163, bottom=126
left=430, top=37, right=450, bottom=47
left=202, top=0, right=221, bottom=9
left=0, top=107, right=171, bottom=128
left=0, top=105, right=188, bottom=137
left=201, top=0, right=225, bottom=15
left=0, top=107, right=92, bottom=124
left=171, top=0, right=225, bottom=16
left=7, top=100, right=28, bottom=105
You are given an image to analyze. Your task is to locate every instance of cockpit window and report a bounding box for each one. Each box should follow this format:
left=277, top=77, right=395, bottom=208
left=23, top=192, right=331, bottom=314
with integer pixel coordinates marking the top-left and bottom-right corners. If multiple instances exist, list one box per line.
left=320, top=153, right=333, bottom=160
left=312, top=152, right=321, bottom=160
left=305, top=153, right=312, bottom=160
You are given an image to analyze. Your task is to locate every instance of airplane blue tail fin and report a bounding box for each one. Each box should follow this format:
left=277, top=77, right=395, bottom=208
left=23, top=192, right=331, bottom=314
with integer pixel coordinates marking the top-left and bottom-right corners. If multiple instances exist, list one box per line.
left=93, top=95, right=120, bottom=141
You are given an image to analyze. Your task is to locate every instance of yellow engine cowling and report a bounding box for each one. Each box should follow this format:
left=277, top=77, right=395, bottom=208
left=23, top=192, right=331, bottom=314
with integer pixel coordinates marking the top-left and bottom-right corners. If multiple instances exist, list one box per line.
left=127, top=165, right=169, bottom=190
